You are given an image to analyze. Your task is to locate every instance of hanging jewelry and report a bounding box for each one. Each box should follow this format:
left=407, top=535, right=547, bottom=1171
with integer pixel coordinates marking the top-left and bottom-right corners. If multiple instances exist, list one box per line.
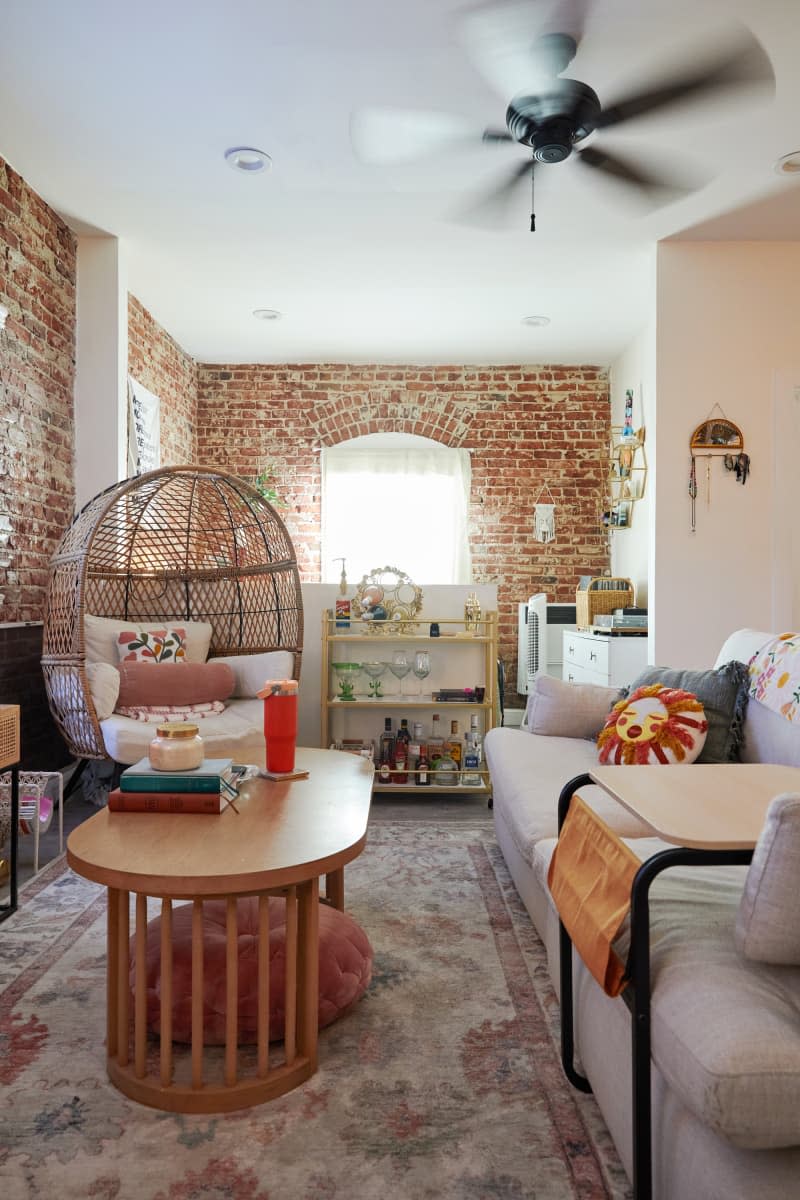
left=706, top=455, right=712, bottom=508
left=689, top=456, right=697, bottom=533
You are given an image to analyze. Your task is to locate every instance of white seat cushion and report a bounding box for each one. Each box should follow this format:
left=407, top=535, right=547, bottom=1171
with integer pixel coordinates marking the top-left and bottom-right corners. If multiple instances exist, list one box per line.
left=100, top=699, right=265, bottom=766
left=484, top=727, right=652, bottom=868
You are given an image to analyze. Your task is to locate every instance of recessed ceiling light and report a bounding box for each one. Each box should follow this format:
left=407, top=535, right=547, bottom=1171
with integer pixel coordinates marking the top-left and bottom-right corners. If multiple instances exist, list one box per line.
left=225, top=146, right=272, bottom=174
left=774, top=151, right=800, bottom=176
left=521, top=314, right=551, bottom=327
left=252, top=308, right=282, bottom=321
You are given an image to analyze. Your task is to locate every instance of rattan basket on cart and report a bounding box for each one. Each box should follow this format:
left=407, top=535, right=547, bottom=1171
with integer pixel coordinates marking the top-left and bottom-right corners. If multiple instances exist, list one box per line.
left=576, top=577, right=635, bottom=630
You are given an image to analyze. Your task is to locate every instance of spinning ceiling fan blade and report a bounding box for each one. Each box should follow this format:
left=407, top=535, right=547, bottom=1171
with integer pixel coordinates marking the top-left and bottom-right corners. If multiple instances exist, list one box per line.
left=596, top=29, right=774, bottom=130
left=350, top=107, right=485, bottom=165
left=451, top=156, right=533, bottom=228
left=575, top=145, right=692, bottom=205
left=459, top=0, right=591, bottom=100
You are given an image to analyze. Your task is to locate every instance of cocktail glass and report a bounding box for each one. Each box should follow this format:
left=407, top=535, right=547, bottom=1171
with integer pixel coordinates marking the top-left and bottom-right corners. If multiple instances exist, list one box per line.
left=362, top=660, right=387, bottom=699
left=389, top=650, right=411, bottom=697
left=332, top=662, right=361, bottom=701
left=412, top=650, right=431, bottom=696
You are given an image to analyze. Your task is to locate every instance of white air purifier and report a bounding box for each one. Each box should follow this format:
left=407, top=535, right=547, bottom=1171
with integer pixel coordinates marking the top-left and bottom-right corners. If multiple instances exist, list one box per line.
left=517, top=593, right=548, bottom=694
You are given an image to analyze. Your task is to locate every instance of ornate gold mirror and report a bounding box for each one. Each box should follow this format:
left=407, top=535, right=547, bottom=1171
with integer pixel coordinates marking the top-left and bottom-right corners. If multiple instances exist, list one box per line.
left=354, top=566, right=423, bottom=632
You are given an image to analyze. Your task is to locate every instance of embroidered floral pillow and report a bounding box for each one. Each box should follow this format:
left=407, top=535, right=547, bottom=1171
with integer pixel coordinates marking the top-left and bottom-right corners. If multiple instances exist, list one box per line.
left=748, top=632, right=800, bottom=723
left=116, top=628, right=187, bottom=664
left=597, top=684, right=708, bottom=765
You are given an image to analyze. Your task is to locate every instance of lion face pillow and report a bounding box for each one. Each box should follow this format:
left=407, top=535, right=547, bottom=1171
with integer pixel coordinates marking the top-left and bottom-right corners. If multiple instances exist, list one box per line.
left=597, top=683, right=708, bottom=765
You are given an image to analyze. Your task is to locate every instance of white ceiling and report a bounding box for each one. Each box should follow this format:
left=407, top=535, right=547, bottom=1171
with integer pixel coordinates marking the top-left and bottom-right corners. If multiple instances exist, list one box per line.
left=1, top=0, right=798, bottom=366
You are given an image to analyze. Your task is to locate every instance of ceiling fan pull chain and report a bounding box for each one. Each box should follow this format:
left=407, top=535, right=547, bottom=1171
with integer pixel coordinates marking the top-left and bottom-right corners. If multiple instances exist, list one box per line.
left=530, top=164, right=536, bottom=233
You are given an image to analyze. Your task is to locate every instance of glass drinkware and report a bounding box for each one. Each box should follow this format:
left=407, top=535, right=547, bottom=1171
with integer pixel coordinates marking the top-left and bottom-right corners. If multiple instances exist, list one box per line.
left=412, top=650, right=431, bottom=696
left=389, top=650, right=411, bottom=696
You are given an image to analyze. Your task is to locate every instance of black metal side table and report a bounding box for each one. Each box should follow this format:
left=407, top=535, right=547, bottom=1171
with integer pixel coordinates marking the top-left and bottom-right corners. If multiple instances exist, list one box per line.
left=555, top=764, right=800, bottom=1200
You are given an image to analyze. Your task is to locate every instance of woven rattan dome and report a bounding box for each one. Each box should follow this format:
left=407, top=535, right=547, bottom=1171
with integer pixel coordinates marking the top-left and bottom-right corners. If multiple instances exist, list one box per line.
left=42, top=465, right=304, bottom=760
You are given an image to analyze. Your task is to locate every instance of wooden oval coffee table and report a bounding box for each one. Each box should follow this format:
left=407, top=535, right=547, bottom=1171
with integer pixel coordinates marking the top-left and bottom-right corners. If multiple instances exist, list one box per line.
left=67, top=747, right=373, bottom=1113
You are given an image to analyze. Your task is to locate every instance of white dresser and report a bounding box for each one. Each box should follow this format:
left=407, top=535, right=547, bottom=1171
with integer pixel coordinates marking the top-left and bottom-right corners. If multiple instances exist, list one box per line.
left=562, top=629, right=648, bottom=689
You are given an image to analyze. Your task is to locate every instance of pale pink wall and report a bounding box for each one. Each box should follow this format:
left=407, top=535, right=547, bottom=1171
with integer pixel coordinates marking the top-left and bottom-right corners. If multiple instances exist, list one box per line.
left=653, top=241, right=800, bottom=667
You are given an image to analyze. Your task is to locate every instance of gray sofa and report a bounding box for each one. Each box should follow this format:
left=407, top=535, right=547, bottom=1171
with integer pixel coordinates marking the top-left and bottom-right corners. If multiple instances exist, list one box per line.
left=484, top=629, right=800, bottom=1200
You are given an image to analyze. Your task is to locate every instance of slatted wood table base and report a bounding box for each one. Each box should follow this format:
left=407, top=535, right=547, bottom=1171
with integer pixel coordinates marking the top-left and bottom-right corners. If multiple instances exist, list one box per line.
left=105, top=880, right=320, bottom=1114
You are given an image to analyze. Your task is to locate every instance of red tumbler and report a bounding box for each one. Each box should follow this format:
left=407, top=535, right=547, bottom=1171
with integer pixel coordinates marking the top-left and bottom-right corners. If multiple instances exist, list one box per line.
left=260, top=680, right=299, bottom=773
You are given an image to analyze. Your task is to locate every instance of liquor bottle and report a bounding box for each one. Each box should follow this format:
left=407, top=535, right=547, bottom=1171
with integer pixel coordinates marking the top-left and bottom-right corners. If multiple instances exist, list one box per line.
left=378, top=717, right=394, bottom=784
left=428, top=713, right=444, bottom=767
left=447, top=719, right=462, bottom=769
left=432, top=750, right=460, bottom=788
left=408, top=721, right=423, bottom=780
left=394, top=718, right=410, bottom=784
left=462, top=714, right=483, bottom=787
left=415, top=747, right=431, bottom=786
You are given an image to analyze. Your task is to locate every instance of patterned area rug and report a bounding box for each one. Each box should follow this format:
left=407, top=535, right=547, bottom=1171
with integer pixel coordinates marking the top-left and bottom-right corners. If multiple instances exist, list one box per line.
left=0, top=822, right=631, bottom=1200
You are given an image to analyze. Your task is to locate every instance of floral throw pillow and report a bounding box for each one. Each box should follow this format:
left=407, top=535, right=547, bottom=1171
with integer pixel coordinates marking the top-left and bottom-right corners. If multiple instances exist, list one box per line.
left=597, top=683, right=708, bottom=765
left=117, top=628, right=187, bottom=664
left=748, top=632, right=800, bottom=723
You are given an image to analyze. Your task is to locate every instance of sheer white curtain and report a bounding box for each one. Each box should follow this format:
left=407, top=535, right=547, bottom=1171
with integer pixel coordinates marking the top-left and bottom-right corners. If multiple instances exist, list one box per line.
left=321, top=434, right=472, bottom=585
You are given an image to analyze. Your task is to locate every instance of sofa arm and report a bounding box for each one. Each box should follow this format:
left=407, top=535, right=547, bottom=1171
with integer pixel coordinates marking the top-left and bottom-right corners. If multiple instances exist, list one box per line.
left=523, top=675, right=621, bottom=740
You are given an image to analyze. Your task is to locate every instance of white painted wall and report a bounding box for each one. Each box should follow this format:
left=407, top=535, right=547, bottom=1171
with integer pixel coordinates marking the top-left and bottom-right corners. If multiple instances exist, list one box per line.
left=652, top=241, right=800, bottom=666
left=609, top=306, right=656, bottom=610
left=74, top=236, right=128, bottom=511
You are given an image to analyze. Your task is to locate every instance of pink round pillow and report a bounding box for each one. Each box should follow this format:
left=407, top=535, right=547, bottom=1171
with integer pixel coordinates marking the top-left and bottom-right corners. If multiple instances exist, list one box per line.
left=131, top=896, right=372, bottom=1044
left=597, top=683, right=708, bottom=765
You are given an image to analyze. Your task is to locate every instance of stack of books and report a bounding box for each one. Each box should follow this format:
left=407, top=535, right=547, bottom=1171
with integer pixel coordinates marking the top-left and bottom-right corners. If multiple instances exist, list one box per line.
left=108, top=757, right=241, bottom=813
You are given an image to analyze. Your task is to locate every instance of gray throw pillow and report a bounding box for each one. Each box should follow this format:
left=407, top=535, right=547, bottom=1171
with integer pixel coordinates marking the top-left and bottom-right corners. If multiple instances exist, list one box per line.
left=624, top=660, right=749, bottom=764
left=524, top=674, right=621, bottom=739
left=736, top=793, right=800, bottom=964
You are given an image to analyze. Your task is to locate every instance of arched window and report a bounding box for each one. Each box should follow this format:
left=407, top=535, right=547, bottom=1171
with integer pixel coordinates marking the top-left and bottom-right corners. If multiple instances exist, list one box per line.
left=321, top=433, right=472, bottom=585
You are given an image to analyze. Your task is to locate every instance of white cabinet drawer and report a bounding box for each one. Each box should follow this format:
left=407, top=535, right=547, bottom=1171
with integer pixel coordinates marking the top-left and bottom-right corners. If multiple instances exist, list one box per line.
left=562, top=630, right=648, bottom=689
left=563, top=633, right=609, bottom=675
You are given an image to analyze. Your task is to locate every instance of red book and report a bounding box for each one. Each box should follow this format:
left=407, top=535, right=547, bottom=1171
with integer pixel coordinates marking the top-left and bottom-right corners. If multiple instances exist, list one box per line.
left=107, top=787, right=226, bottom=813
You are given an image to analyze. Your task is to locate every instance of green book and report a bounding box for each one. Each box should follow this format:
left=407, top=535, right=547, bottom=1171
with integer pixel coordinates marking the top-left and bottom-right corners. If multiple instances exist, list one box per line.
left=120, top=757, right=235, bottom=794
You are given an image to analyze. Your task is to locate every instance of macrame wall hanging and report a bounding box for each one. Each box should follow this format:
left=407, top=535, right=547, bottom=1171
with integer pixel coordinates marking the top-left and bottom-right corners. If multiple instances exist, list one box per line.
left=533, top=484, right=556, bottom=543
left=688, top=403, right=749, bottom=533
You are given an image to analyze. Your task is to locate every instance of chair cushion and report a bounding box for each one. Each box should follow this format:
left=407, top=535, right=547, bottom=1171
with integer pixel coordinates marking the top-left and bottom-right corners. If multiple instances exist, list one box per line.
left=101, top=699, right=265, bottom=765
left=211, top=650, right=295, bottom=698
left=117, top=660, right=235, bottom=708
left=84, top=613, right=213, bottom=666
left=86, top=661, right=121, bottom=720
left=132, top=896, right=373, bottom=1044
left=736, top=793, right=800, bottom=964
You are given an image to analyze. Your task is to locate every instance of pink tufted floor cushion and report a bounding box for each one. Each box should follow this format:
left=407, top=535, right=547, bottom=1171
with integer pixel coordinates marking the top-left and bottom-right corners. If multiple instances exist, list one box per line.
left=130, top=896, right=373, bottom=1044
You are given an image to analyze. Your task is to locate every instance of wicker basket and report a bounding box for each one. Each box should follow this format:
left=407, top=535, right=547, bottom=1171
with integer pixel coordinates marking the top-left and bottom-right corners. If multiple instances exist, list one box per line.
left=575, top=577, right=635, bottom=630
left=0, top=705, right=20, bottom=770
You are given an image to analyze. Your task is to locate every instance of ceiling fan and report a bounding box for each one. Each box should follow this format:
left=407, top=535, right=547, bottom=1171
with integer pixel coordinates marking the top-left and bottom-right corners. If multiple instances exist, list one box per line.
left=350, top=0, right=775, bottom=231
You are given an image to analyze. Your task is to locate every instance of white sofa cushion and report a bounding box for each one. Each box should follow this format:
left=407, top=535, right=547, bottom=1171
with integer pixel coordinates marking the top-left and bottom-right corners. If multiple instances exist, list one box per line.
left=484, top=727, right=651, bottom=868
left=536, top=835, right=800, bottom=1150
left=736, top=793, right=800, bottom=964
left=523, top=674, right=620, bottom=738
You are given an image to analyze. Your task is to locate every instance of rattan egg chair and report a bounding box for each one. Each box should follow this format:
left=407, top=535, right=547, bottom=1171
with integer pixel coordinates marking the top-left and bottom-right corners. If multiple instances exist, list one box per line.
left=42, top=464, right=303, bottom=762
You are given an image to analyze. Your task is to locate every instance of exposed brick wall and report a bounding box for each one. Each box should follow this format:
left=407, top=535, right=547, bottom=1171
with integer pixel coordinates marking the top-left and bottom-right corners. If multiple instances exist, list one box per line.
left=0, top=156, right=76, bottom=625
left=127, top=294, right=198, bottom=464
left=0, top=157, right=76, bottom=764
left=196, top=364, right=611, bottom=699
